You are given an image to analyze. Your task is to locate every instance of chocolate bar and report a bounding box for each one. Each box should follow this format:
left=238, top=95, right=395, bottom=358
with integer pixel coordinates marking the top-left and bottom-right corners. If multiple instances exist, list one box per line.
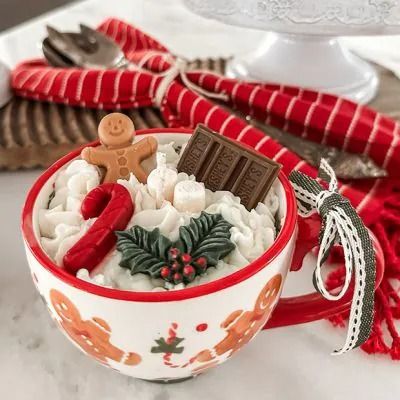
left=177, top=125, right=281, bottom=210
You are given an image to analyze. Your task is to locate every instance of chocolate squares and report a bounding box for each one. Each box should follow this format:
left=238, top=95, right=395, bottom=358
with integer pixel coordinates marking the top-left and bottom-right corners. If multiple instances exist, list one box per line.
left=177, top=125, right=281, bottom=210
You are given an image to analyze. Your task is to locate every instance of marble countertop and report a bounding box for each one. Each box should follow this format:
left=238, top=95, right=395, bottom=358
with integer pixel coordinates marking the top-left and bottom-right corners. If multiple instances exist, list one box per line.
left=1, top=1, right=399, bottom=399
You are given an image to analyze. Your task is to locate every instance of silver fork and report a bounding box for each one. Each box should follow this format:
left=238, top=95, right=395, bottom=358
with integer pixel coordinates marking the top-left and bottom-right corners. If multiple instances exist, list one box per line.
left=45, top=24, right=131, bottom=69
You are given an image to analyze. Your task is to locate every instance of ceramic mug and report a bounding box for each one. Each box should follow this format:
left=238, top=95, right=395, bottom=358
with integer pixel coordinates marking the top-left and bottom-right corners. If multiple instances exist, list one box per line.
left=22, top=128, right=384, bottom=382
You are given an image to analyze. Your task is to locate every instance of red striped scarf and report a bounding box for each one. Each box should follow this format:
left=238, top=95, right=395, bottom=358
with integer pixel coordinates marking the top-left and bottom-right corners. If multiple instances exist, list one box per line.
left=11, top=18, right=400, bottom=359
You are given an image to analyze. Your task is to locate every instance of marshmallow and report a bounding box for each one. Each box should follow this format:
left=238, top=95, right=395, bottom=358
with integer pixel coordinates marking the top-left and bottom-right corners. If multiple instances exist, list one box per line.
left=147, top=153, right=178, bottom=207
left=173, top=180, right=206, bottom=213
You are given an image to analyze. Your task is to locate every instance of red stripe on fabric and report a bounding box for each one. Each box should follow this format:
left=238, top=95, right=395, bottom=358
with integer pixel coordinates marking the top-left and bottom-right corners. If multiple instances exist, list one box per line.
left=301, top=93, right=321, bottom=138
left=270, top=95, right=293, bottom=122
left=318, top=93, right=338, bottom=107
left=237, top=125, right=253, bottom=142
left=93, top=70, right=106, bottom=104
left=119, top=21, right=129, bottom=52
left=284, top=99, right=311, bottom=136
left=108, top=19, right=119, bottom=41
left=18, top=69, right=42, bottom=89
left=274, top=151, right=304, bottom=173
left=383, top=126, right=400, bottom=171
left=250, top=89, right=273, bottom=121
left=43, top=70, right=62, bottom=95
left=97, top=18, right=114, bottom=36
left=219, top=115, right=236, bottom=135
left=126, top=25, right=138, bottom=54
left=349, top=118, right=379, bottom=155
left=305, top=105, right=331, bottom=143
left=340, top=104, right=362, bottom=150
left=366, top=126, right=393, bottom=167
left=282, top=97, right=299, bottom=132
left=321, top=97, right=343, bottom=145
left=75, top=70, right=90, bottom=101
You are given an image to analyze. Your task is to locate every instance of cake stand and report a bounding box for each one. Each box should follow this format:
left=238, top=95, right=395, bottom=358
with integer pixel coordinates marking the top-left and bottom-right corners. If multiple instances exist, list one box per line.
left=183, top=0, right=400, bottom=103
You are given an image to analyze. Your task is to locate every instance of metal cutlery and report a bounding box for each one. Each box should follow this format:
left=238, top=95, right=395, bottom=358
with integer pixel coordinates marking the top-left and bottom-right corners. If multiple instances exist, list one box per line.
left=44, top=24, right=131, bottom=69
left=249, top=117, right=387, bottom=180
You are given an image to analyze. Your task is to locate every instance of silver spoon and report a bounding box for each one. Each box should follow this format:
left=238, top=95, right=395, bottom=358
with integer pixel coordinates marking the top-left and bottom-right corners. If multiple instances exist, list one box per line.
left=44, top=24, right=130, bottom=69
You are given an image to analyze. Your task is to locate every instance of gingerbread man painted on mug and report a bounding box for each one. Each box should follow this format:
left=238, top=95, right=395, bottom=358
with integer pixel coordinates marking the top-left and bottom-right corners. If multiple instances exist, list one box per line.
left=81, top=113, right=158, bottom=183
left=50, top=289, right=141, bottom=367
left=193, top=274, right=282, bottom=369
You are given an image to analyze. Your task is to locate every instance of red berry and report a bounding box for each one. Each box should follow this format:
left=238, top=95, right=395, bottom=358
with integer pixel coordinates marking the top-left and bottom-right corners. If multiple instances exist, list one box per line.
left=160, top=266, right=171, bottom=279
left=183, top=265, right=195, bottom=278
left=171, top=262, right=181, bottom=271
left=181, top=253, right=192, bottom=263
left=173, top=272, right=183, bottom=284
left=183, top=265, right=196, bottom=276
left=196, top=257, right=207, bottom=268
left=169, top=248, right=180, bottom=259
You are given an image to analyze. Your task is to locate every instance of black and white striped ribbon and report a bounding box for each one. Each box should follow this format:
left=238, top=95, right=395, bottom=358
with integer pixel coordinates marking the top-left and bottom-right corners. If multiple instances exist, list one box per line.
left=289, top=159, right=376, bottom=354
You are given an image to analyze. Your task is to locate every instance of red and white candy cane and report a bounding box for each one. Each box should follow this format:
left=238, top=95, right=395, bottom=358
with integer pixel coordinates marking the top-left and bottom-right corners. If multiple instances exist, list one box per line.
left=63, top=183, right=134, bottom=274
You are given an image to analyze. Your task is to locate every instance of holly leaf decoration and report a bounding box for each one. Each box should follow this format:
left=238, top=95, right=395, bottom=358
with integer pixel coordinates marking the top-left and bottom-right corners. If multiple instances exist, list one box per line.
left=116, top=227, right=172, bottom=277
left=151, top=337, right=184, bottom=354
left=176, top=212, right=235, bottom=266
left=116, top=212, right=235, bottom=281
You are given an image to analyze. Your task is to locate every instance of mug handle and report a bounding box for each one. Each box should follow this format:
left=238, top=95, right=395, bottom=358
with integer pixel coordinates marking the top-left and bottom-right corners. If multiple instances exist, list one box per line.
left=264, top=214, right=385, bottom=329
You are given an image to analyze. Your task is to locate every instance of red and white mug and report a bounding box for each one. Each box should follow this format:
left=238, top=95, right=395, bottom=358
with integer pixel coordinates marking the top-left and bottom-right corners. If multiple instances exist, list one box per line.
left=21, top=128, right=384, bottom=382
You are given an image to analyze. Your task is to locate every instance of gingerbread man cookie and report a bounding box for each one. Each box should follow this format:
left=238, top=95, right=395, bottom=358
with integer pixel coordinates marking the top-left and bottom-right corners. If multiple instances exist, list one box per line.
left=81, top=113, right=158, bottom=183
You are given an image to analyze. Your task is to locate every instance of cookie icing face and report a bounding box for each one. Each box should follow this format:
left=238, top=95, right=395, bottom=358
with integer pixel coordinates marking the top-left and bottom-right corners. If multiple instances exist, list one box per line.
left=98, top=113, right=134, bottom=148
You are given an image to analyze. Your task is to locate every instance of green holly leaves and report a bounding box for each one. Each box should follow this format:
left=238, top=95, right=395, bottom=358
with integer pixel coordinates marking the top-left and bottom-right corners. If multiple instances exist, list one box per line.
left=116, top=227, right=172, bottom=278
left=177, top=212, right=235, bottom=266
left=151, top=337, right=184, bottom=354
left=116, top=212, right=235, bottom=280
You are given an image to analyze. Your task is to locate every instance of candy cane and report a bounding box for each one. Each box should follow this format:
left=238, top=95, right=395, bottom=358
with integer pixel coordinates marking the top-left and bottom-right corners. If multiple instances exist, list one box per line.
left=63, top=183, right=134, bottom=274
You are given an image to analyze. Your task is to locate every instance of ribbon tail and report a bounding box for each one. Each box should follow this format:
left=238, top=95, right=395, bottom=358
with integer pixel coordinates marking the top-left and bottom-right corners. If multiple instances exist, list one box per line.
left=318, top=158, right=337, bottom=190
left=331, top=206, right=376, bottom=355
left=312, top=214, right=339, bottom=298
left=289, top=171, right=323, bottom=217
left=290, top=165, right=376, bottom=355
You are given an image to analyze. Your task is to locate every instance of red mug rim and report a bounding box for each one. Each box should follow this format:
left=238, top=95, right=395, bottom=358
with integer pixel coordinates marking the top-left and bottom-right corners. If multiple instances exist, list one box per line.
left=21, top=128, right=297, bottom=302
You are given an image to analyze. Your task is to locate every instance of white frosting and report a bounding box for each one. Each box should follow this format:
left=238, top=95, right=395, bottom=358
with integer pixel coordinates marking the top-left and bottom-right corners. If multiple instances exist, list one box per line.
left=39, top=140, right=280, bottom=292
left=40, top=160, right=100, bottom=265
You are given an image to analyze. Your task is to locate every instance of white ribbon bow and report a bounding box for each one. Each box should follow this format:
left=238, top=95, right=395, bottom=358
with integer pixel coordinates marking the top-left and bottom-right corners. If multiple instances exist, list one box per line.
left=132, top=51, right=228, bottom=107
left=290, top=159, right=376, bottom=355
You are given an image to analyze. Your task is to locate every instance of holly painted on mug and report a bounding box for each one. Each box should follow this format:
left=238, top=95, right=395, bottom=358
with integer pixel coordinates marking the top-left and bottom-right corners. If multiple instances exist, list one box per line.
left=150, top=274, right=282, bottom=373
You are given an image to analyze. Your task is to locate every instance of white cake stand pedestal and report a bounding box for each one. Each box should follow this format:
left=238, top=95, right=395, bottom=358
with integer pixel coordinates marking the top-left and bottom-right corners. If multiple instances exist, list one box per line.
left=226, top=33, right=378, bottom=104
left=0, top=60, right=11, bottom=108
